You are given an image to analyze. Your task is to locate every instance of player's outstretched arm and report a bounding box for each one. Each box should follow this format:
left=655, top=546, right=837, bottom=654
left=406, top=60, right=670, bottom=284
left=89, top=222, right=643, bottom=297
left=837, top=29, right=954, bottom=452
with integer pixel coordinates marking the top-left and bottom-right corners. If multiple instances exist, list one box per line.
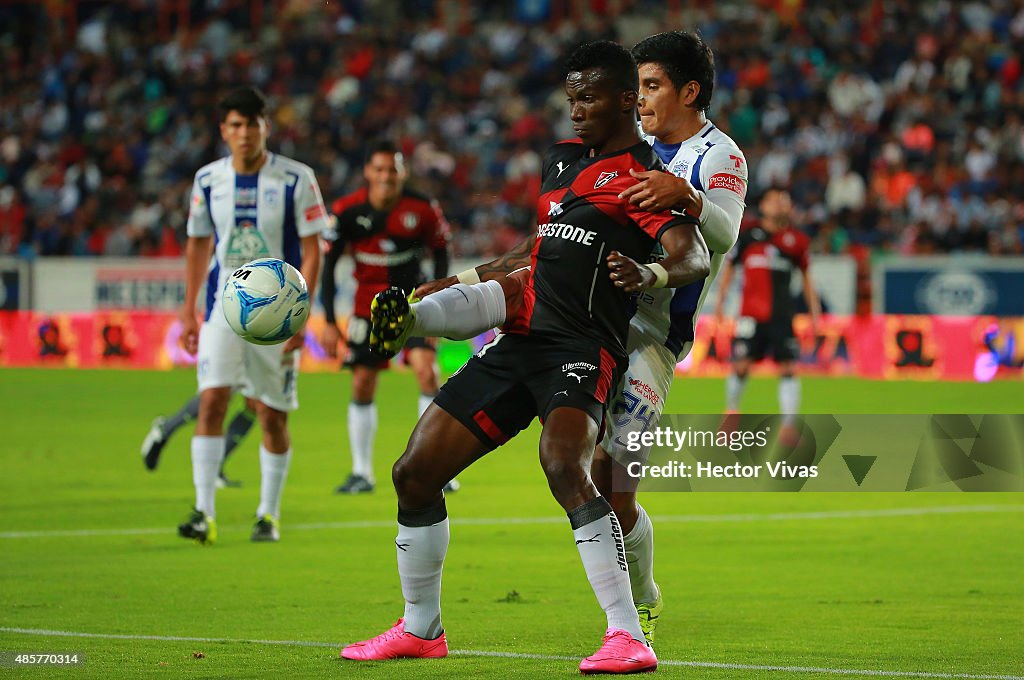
left=475, top=235, right=536, bottom=281
left=608, top=224, right=709, bottom=293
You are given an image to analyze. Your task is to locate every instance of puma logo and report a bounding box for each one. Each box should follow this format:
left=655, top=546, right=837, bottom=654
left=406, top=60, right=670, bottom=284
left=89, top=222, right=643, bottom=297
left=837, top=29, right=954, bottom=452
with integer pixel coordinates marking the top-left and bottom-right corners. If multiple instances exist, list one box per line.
left=395, top=541, right=410, bottom=552
left=356, top=215, right=373, bottom=230
left=556, top=161, right=568, bottom=177
left=575, top=533, right=601, bottom=545
left=566, top=372, right=587, bottom=383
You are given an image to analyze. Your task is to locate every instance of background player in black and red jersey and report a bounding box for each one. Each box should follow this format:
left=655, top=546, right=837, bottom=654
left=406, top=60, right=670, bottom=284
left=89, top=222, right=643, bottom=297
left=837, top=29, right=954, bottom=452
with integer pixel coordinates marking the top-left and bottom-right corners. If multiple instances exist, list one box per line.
left=341, top=41, right=709, bottom=673
left=714, top=188, right=821, bottom=418
left=320, top=140, right=451, bottom=494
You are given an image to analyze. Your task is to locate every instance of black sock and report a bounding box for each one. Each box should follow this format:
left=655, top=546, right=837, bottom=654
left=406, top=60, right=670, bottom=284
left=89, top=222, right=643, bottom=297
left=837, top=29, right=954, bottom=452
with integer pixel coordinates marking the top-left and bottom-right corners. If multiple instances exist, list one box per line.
left=163, top=395, right=201, bottom=436
left=222, top=407, right=256, bottom=465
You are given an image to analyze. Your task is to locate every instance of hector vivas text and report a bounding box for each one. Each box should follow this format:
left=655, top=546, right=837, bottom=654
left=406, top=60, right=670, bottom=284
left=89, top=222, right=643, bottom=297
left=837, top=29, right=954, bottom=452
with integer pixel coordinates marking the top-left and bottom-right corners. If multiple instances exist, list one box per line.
left=624, top=426, right=819, bottom=480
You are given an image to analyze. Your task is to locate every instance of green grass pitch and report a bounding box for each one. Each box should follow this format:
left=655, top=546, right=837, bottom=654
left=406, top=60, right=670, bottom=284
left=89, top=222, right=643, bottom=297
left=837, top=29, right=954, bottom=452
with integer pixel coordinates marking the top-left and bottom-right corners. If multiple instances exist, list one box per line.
left=1, top=367, right=1022, bottom=679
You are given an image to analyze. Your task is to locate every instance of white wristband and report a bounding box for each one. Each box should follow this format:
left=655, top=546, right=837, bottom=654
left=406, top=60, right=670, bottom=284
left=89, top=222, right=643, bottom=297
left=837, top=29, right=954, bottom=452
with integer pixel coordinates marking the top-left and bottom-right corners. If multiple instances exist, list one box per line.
left=647, top=262, right=669, bottom=289
left=456, top=268, right=481, bottom=285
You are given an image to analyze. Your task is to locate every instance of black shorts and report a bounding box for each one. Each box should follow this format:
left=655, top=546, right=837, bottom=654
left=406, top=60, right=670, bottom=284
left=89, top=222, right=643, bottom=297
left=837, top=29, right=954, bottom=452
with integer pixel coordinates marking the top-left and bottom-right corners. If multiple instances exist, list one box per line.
left=731, top=316, right=798, bottom=362
left=343, top=315, right=433, bottom=369
left=434, top=333, right=623, bottom=451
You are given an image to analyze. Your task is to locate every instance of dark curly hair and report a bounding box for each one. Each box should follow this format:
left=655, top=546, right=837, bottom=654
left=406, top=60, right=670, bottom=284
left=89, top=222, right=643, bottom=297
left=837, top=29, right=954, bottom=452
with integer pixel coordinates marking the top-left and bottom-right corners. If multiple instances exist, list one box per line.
left=565, top=40, right=639, bottom=92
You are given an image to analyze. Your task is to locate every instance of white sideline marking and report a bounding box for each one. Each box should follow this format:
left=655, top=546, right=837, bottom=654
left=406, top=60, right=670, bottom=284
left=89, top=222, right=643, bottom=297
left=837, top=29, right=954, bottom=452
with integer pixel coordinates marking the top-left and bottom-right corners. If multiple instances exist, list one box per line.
left=0, top=627, right=1021, bottom=680
left=1, top=505, right=1022, bottom=539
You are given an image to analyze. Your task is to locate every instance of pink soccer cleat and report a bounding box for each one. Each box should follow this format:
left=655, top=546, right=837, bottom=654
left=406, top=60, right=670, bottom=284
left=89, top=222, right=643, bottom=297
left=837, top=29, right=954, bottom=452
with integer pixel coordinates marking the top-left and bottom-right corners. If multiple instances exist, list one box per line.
left=341, top=618, right=448, bottom=661
left=579, top=628, right=658, bottom=675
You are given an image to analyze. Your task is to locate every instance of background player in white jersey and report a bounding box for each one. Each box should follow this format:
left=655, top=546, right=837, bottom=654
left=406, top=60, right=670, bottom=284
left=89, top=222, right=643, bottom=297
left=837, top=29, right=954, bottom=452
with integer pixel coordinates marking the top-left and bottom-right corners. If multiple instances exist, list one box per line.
left=177, top=86, right=327, bottom=544
left=370, top=31, right=746, bottom=645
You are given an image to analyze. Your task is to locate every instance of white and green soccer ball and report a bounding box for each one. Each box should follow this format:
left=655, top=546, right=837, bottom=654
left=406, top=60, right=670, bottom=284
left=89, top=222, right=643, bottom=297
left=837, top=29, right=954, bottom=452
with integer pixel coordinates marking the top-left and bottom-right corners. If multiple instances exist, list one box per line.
left=221, top=258, right=310, bottom=345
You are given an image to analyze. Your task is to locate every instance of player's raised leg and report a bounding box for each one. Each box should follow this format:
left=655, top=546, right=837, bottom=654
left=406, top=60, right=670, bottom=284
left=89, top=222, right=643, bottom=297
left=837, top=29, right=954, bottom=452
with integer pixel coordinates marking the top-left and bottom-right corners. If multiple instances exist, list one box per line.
left=370, top=269, right=528, bottom=359
left=341, top=405, right=490, bottom=661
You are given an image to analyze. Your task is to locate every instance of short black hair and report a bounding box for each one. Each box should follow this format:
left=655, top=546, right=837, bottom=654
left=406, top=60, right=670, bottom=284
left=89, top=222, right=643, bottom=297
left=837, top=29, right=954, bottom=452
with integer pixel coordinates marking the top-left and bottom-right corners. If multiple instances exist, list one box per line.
left=565, top=40, right=638, bottom=92
left=364, top=139, right=400, bottom=164
left=632, top=32, right=715, bottom=112
left=218, top=86, right=268, bottom=121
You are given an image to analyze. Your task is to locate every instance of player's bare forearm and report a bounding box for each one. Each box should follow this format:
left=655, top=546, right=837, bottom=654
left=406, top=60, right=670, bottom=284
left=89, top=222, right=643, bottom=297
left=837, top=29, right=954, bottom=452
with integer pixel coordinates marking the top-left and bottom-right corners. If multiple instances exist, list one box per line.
left=182, top=236, right=212, bottom=320
left=608, top=225, right=709, bottom=293
left=414, top=276, right=458, bottom=298
left=657, top=223, right=710, bottom=287
left=475, top=235, right=536, bottom=281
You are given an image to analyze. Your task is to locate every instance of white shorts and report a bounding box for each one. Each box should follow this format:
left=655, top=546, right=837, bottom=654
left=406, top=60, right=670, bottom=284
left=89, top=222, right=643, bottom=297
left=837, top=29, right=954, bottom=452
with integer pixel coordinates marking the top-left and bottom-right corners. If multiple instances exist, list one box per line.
left=197, top=321, right=300, bottom=412
left=601, top=325, right=676, bottom=467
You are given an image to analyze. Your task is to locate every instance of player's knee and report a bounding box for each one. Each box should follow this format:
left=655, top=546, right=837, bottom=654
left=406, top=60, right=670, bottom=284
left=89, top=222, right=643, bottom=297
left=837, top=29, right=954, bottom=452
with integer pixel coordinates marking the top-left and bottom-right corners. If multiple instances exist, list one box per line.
left=198, top=390, right=230, bottom=427
left=259, top=411, right=287, bottom=439
left=539, top=450, right=589, bottom=496
left=392, top=451, right=437, bottom=504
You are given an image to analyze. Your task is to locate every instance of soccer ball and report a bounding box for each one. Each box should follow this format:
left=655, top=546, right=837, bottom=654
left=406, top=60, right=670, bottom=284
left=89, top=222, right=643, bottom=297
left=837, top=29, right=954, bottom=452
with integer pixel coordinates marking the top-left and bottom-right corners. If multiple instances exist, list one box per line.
left=221, top=258, right=310, bottom=345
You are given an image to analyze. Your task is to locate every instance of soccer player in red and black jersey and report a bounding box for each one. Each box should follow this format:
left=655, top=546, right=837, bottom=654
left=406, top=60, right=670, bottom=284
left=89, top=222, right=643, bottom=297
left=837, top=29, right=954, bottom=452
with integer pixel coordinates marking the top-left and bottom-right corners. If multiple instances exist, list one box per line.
left=320, top=141, right=451, bottom=494
left=341, top=41, right=710, bottom=674
left=714, top=188, right=821, bottom=417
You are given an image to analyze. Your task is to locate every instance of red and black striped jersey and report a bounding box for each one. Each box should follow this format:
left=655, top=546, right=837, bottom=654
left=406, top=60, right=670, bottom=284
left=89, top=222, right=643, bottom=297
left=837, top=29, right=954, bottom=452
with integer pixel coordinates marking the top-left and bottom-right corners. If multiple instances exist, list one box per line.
left=729, top=223, right=810, bottom=322
left=322, top=187, right=450, bottom=318
left=503, top=139, right=697, bottom=359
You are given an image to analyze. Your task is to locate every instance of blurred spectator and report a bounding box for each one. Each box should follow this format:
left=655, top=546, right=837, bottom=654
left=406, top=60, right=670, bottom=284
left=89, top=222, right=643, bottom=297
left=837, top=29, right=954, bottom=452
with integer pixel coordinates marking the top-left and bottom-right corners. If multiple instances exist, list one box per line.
left=0, top=0, right=1021, bottom=259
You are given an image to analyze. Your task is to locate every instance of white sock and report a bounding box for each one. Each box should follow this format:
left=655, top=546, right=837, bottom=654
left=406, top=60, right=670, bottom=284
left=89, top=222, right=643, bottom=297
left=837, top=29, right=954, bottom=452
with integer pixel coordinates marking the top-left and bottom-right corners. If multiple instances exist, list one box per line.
left=397, top=501, right=449, bottom=640
left=623, top=504, right=658, bottom=605
left=348, top=401, right=377, bottom=481
left=418, top=393, right=436, bottom=418
left=191, top=436, right=224, bottom=519
left=570, top=497, right=645, bottom=642
left=779, top=376, right=801, bottom=416
left=726, top=373, right=747, bottom=411
left=257, top=445, right=291, bottom=520
left=412, top=281, right=506, bottom=339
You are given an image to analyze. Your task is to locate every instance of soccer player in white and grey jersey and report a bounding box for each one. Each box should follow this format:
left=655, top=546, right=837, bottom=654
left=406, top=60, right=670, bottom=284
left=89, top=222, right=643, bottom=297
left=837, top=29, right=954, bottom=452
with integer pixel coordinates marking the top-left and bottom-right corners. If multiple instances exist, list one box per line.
left=369, top=32, right=747, bottom=646
left=177, top=86, right=328, bottom=544
left=594, top=30, right=747, bottom=640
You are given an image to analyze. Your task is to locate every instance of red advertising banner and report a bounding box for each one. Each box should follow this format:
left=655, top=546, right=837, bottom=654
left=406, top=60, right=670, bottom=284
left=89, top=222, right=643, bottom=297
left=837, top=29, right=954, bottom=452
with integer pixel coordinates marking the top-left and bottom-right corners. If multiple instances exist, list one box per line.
left=1, top=311, right=1021, bottom=381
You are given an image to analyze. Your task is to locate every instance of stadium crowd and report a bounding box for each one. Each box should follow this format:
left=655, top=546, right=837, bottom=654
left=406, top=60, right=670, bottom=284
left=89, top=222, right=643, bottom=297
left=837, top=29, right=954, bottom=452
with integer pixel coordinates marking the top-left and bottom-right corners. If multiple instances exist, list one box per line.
left=1, top=0, right=1023, bottom=260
